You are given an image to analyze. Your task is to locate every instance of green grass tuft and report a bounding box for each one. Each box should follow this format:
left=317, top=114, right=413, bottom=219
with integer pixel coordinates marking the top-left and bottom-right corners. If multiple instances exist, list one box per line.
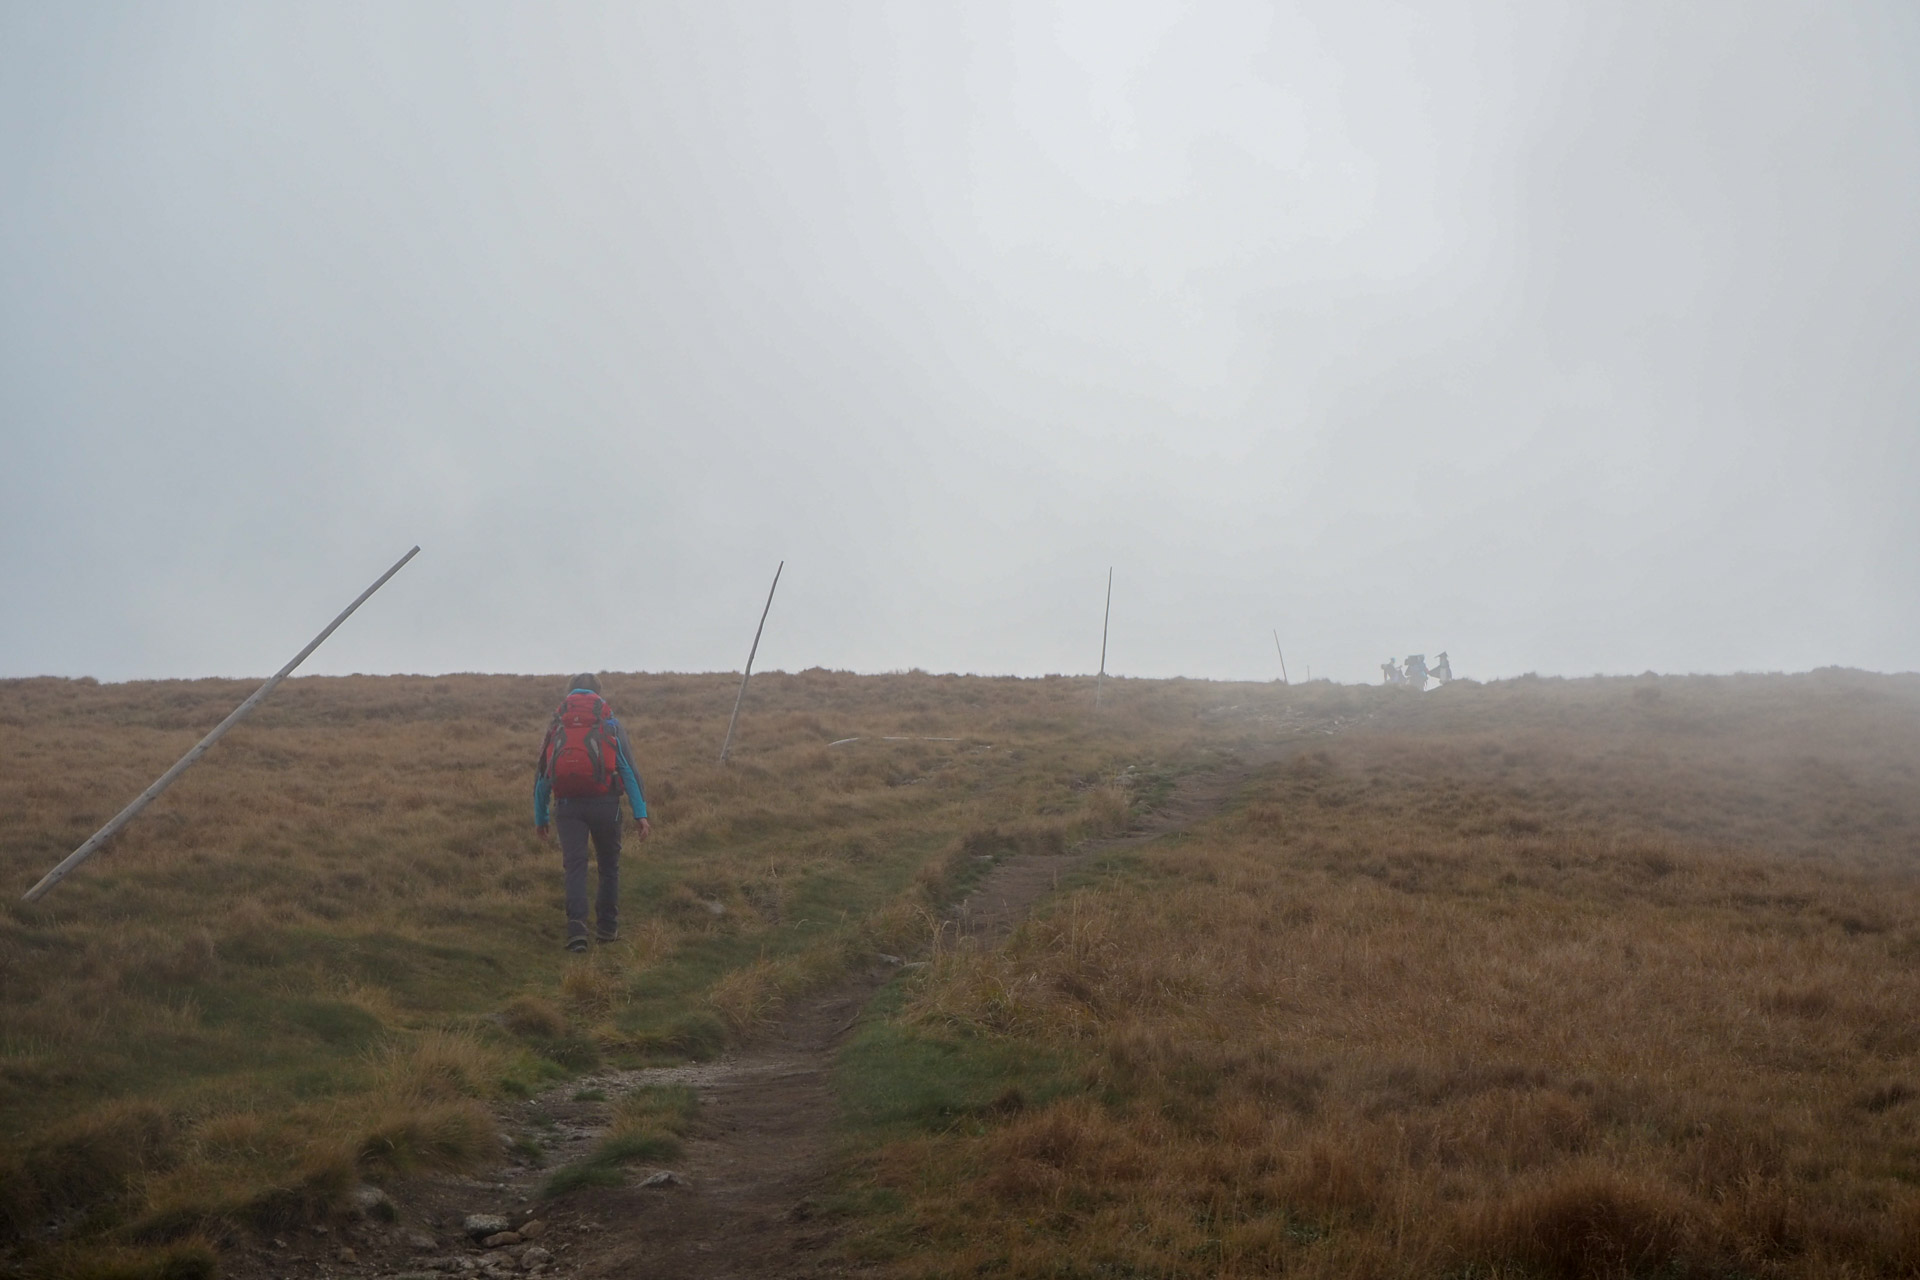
left=355, top=1099, right=495, bottom=1175
left=835, top=984, right=1076, bottom=1136
left=537, top=1083, right=701, bottom=1200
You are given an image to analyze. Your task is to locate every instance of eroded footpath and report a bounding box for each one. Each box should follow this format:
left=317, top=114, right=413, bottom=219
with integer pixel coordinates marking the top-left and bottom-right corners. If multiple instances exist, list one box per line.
left=223, top=737, right=1330, bottom=1280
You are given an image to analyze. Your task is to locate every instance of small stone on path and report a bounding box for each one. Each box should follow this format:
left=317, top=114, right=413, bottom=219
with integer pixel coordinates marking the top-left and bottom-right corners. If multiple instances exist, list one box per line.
left=463, top=1214, right=509, bottom=1240
left=481, top=1231, right=523, bottom=1248
left=638, top=1170, right=681, bottom=1188
left=353, top=1184, right=397, bottom=1220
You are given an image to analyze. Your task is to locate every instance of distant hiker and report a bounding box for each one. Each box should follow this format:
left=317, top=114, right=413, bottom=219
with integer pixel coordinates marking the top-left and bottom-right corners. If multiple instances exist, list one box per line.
left=1404, top=654, right=1430, bottom=689
left=535, top=673, right=650, bottom=952
left=1432, top=652, right=1453, bottom=683
left=1381, top=659, right=1403, bottom=686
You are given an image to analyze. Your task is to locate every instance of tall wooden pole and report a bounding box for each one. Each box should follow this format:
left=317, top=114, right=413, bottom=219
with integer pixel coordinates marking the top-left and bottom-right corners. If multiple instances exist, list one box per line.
left=1094, top=567, right=1112, bottom=711
left=1273, top=629, right=1290, bottom=684
left=22, top=546, right=421, bottom=904
left=719, top=560, right=783, bottom=764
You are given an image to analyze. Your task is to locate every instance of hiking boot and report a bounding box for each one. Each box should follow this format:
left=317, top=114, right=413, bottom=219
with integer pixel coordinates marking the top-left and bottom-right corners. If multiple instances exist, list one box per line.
left=565, top=937, right=588, bottom=954
left=595, top=929, right=619, bottom=944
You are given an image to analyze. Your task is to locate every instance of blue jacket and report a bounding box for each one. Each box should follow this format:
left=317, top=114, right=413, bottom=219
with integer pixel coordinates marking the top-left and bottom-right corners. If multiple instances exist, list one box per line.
left=534, top=691, right=648, bottom=827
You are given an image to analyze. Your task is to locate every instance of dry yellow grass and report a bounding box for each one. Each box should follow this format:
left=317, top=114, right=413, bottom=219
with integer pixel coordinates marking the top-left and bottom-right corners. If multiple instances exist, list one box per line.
left=851, top=671, right=1920, bottom=1278
left=13, top=667, right=1912, bottom=1276
left=0, top=666, right=1290, bottom=1273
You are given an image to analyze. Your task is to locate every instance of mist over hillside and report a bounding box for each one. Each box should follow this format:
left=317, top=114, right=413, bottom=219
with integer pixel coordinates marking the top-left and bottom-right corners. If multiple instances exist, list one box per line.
left=4, top=2, right=1917, bottom=683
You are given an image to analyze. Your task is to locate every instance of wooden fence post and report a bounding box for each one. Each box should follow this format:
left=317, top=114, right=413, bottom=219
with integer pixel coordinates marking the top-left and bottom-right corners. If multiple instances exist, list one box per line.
left=719, top=560, right=783, bottom=764
left=1094, top=567, right=1112, bottom=711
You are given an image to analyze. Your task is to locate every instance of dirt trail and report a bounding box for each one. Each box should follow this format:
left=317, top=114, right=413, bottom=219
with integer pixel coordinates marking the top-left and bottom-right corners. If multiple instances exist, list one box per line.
left=237, top=743, right=1314, bottom=1280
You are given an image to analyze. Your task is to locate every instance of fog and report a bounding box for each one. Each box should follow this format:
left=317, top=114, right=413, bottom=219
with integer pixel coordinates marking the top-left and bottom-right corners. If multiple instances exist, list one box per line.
left=4, top=2, right=1915, bottom=684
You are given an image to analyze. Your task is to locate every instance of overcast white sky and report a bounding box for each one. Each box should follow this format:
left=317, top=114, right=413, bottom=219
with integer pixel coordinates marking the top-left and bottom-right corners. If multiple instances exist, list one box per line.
left=4, top=2, right=1916, bottom=685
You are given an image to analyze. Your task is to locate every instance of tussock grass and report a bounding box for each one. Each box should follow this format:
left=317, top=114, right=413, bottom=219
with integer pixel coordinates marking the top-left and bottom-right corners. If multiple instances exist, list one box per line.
left=0, top=667, right=1290, bottom=1272
left=539, top=1084, right=699, bottom=1197
left=24, top=1237, right=217, bottom=1280
left=839, top=670, right=1920, bottom=1278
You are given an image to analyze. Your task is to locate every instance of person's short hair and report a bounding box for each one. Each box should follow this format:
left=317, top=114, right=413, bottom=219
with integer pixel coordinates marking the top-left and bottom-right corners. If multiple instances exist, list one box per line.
left=567, top=672, right=602, bottom=695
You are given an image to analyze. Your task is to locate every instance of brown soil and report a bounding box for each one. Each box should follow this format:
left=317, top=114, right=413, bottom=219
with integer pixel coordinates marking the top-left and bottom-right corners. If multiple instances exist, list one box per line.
left=227, top=741, right=1318, bottom=1280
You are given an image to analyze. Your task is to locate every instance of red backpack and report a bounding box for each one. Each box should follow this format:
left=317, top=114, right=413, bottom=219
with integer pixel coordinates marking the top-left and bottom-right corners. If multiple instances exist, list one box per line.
left=541, top=692, right=620, bottom=798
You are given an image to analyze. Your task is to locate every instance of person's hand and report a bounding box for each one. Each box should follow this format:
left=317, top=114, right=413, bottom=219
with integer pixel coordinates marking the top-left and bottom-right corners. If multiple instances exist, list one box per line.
left=537, top=825, right=552, bottom=843
left=636, top=817, right=653, bottom=842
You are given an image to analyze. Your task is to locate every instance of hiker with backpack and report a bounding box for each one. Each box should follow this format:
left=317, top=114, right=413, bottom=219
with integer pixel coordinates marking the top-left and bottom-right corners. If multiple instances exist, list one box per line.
left=534, top=674, right=650, bottom=952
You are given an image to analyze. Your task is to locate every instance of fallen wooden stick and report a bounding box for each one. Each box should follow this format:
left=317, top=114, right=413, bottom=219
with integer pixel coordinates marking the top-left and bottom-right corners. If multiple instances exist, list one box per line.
left=21, top=546, right=420, bottom=903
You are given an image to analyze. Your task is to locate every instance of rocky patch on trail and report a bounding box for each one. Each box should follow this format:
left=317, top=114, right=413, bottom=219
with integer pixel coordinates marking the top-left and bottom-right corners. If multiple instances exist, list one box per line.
left=228, top=1200, right=576, bottom=1280
left=222, top=1067, right=695, bottom=1280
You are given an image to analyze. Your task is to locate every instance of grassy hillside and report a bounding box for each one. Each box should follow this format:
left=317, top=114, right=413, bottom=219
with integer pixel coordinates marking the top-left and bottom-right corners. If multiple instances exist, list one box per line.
left=0, top=668, right=1299, bottom=1276
left=836, top=670, right=1920, bottom=1277
left=8, top=668, right=1919, bottom=1279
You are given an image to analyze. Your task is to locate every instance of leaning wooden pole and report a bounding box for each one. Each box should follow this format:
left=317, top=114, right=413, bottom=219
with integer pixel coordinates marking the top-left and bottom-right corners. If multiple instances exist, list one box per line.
left=1094, top=567, right=1112, bottom=711
left=719, top=560, right=783, bottom=764
left=1273, top=629, right=1290, bottom=684
left=22, top=546, right=421, bottom=904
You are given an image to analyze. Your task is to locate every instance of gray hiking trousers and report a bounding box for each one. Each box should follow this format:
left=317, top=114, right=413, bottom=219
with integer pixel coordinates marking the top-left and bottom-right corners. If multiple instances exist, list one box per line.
left=555, top=795, right=621, bottom=941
